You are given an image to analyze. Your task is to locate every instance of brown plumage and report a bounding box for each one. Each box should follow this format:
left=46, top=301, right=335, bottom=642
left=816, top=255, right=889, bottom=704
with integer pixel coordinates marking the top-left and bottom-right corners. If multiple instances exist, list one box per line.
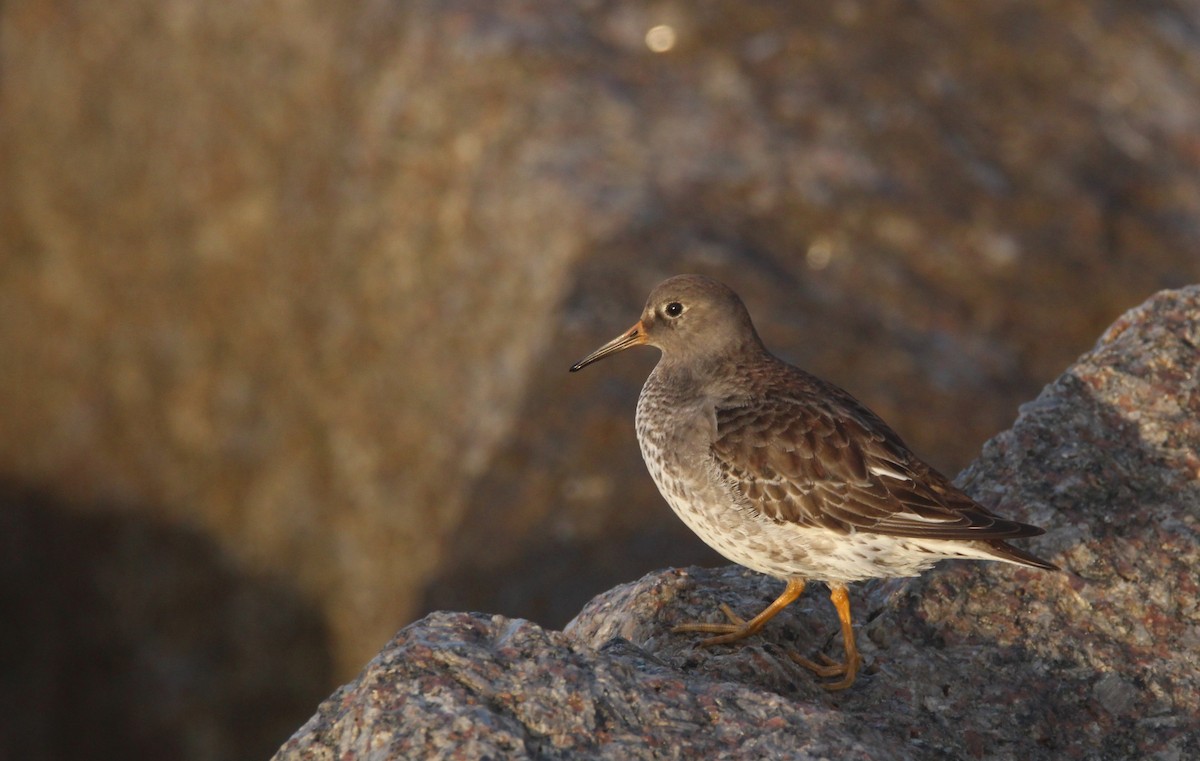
left=570, top=274, right=1057, bottom=689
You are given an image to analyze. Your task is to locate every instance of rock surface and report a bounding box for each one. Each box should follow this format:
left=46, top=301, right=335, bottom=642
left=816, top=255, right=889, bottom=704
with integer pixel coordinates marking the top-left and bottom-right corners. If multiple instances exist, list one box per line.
left=274, top=289, right=1200, bottom=759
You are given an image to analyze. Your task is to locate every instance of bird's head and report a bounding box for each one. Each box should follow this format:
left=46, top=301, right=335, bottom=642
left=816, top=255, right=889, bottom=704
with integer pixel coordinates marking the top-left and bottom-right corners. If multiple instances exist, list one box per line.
left=570, top=274, right=764, bottom=373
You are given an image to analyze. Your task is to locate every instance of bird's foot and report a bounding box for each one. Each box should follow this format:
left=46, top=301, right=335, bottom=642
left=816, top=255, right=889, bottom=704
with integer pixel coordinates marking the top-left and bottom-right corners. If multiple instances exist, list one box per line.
left=789, top=650, right=861, bottom=691
left=672, top=604, right=760, bottom=646
left=673, top=579, right=807, bottom=647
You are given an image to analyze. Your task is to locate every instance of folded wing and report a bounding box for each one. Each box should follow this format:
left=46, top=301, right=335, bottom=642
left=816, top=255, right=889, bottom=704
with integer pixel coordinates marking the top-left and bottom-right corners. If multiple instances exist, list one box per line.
left=710, top=385, right=1044, bottom=542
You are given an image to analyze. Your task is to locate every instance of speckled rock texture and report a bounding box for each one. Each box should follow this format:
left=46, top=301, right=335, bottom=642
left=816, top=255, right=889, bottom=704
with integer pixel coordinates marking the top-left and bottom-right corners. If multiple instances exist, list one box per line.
left=274, top=288, right=1199, bottom=759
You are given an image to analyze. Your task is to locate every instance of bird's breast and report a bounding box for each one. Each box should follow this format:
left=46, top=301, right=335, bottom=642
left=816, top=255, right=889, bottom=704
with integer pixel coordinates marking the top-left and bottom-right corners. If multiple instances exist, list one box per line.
left=635, top=376, right=736, bottom=524
left=635, top=375, right=717, bottom=471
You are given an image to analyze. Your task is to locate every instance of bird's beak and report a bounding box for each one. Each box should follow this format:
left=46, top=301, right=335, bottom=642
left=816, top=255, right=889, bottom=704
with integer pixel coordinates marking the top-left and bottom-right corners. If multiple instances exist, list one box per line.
left=569, top=321, right=648, bottom=372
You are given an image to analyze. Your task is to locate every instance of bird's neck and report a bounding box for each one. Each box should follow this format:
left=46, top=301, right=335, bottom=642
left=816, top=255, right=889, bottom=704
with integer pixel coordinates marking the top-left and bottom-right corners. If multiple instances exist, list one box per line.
left=651, top=345, right=775, bottom=400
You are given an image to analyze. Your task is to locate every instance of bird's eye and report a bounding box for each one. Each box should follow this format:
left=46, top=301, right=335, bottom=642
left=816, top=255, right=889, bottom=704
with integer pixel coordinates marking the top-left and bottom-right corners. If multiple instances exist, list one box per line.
left=665, top=302, right=684, bottom=318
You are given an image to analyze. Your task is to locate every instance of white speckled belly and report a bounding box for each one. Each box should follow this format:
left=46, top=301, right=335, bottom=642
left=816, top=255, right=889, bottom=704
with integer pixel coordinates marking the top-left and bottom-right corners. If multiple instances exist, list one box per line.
left=635, top=383, right=810, bottom=577
left=635, top=381, right=992, bottom=583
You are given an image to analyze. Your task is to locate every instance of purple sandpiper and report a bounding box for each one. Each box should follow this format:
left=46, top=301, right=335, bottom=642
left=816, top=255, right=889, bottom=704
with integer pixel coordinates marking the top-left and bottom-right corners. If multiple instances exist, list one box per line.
left=570, top=274, right=1056, bottom=690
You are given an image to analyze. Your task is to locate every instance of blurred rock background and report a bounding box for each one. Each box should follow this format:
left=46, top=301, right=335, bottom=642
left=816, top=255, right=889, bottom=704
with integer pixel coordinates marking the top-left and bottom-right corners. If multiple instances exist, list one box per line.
left=2, top=1, right=1199, bottom=759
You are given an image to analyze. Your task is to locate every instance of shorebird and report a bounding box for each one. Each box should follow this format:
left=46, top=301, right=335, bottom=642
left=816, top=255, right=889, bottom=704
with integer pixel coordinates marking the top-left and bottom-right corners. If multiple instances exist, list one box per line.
left=570, top=274, right=1056, bottom=689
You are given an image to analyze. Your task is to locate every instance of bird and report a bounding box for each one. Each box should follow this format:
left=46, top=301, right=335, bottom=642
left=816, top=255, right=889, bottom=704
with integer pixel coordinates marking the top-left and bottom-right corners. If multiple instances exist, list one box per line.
left=569, top=274, right=1057, bottom=690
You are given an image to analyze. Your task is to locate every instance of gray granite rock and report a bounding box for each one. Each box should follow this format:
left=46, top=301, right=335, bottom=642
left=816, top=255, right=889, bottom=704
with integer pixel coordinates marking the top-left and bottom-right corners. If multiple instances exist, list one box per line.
left=274, top=289, right=1200, bottom=758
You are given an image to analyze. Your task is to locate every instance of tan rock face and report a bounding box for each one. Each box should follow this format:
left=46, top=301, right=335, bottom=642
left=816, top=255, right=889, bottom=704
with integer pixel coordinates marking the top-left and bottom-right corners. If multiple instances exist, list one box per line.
left=2, top=2, right=1200, bottom=758
left=1, top=1, right=597, bottom=677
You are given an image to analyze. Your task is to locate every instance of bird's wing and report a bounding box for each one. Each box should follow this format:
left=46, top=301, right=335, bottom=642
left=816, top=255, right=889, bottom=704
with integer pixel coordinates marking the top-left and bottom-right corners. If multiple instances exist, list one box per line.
left=710, top=391, right=1042, bottom=540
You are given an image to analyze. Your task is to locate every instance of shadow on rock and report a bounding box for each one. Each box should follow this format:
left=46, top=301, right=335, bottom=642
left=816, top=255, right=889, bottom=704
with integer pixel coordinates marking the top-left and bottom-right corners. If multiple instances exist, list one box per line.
left=420, top=517, right=725, bottom=630
left=0, top=485, right=334, bottom=761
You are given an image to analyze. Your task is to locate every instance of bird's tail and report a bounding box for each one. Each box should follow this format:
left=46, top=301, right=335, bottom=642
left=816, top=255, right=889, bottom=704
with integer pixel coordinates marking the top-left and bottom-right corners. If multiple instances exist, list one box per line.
left=986, top=539, right=1059, bottom=571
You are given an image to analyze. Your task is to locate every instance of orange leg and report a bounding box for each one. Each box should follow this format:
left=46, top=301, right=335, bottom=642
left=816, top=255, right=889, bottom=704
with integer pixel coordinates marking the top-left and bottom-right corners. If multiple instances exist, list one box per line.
left=789, top=582, right=861, bottom=691
left=674, top=578, right=806, bottom=646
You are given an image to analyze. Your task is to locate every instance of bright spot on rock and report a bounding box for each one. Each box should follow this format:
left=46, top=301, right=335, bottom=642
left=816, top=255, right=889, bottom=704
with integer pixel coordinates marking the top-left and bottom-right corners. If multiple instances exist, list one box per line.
left=979, top=231, right=1020, bottom=269
left=806, top=238, right=834, bottom=270
left=645, top=25, right=677, bottom=53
